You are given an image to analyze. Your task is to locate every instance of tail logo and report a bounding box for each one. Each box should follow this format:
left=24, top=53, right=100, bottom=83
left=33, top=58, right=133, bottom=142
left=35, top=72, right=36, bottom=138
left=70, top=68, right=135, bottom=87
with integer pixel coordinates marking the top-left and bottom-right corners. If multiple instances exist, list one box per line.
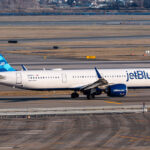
left=0, top=62, right=6, bottom=66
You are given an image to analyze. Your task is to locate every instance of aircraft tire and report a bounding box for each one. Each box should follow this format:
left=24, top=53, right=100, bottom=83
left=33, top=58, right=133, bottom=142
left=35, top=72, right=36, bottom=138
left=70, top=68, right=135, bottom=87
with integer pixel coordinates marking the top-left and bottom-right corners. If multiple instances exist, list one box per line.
left=71, top=92, right=79, bottom=98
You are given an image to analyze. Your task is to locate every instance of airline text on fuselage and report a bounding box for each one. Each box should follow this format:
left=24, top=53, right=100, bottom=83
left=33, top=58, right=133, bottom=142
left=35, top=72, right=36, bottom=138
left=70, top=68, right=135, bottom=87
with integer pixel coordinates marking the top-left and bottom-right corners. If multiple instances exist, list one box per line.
left=126, top=70, right=150, bottom=82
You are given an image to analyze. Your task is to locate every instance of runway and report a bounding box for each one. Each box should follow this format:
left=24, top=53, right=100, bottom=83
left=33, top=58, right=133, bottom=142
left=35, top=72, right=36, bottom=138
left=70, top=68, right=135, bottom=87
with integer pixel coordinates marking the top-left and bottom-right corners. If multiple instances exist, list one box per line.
left=11, top=60, right=150, bottom=69
left=1, top=34, right=150, bottom=43
left=1, top=53, right=150, bottom=70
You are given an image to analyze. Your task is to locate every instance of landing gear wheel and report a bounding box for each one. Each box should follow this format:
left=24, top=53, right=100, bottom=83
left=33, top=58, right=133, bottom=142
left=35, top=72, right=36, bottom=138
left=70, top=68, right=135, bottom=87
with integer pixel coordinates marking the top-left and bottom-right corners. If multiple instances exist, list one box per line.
left=92, top=94, right=95, bottom=99
left=71, top=92, right=79, bottom=98
left=87, top=94, right=92, bottom=100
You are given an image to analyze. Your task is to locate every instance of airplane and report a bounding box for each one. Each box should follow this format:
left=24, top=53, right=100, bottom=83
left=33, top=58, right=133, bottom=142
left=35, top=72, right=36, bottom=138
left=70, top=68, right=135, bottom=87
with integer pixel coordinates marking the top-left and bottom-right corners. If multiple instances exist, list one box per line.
left=0, top=54, right=150, bottom=99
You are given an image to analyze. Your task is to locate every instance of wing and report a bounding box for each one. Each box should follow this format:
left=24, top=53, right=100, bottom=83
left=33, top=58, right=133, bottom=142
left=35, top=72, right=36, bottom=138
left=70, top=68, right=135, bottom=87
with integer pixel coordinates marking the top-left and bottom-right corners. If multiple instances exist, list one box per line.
left=80, top=68, right=108, bottom=91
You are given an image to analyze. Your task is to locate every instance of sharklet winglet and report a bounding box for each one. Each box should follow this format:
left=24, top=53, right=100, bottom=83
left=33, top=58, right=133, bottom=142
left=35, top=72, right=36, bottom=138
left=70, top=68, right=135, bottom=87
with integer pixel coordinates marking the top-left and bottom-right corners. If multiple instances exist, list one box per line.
left=95, top=67, right=102, bottom=79
left=21, top=64, right=27, bottom=71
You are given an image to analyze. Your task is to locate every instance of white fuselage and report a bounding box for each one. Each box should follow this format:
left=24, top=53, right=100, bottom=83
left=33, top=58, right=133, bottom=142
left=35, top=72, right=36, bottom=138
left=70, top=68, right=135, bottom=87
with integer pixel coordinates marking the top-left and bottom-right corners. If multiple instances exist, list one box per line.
left=0, top=68, right=150, bottom=90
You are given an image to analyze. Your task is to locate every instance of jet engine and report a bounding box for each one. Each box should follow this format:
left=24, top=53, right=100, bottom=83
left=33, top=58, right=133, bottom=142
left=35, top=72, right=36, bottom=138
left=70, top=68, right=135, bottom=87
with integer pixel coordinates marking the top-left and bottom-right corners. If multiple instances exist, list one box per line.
left=94, top=87, right=102, bottom=95
left=106, top=84, right=127, bottom=97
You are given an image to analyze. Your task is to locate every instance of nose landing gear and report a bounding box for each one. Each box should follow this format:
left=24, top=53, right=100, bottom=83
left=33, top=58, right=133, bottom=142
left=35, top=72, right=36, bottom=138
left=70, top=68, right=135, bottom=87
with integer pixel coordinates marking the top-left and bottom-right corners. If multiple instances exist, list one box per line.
left=71, top=92, right=79, bottom=98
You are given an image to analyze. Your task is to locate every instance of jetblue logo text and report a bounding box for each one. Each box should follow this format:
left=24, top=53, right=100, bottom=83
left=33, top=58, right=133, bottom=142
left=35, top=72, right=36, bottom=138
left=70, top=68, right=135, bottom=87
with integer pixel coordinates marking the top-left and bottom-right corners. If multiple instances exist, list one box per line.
left=126, top=71, right=150, bottom=82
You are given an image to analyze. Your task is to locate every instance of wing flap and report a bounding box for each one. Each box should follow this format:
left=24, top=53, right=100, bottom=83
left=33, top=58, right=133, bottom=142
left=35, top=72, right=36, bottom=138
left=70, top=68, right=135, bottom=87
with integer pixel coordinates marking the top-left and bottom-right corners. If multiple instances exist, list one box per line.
left=80, top=78, right=108, bottom=91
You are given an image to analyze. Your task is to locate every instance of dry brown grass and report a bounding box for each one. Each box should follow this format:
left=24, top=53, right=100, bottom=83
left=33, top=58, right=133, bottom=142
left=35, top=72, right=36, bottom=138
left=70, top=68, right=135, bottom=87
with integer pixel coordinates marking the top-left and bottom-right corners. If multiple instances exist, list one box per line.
left=0, top=25, right=150, bottom=39
left=0, top=15, right=150, bottom=22
left=0, top=90, right=72, bottom=97
left=5, top=38, right=150, bottom=60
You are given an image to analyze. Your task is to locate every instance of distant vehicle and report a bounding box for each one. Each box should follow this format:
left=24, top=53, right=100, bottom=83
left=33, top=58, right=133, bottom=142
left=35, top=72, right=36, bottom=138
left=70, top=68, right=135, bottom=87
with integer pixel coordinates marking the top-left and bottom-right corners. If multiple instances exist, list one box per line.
left=53, top=46, right=59, bottom=49
left=8, top=40, right=18, bottom=44
left=0, top=54, right=150, bottom=99
left=90, top=3, right=108, bottom=9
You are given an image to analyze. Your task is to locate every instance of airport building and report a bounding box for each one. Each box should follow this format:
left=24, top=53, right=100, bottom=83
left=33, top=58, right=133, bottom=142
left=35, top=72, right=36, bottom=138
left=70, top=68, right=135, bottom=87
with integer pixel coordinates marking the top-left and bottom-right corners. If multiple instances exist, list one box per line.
left=38, top=0, right=147, bottom=8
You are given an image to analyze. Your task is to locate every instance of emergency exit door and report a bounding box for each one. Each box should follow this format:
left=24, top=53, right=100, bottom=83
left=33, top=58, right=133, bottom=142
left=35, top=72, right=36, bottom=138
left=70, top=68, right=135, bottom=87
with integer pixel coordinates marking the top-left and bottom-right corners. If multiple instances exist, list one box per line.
left=62, top=73, right=67, bottom=83
left=16, top=72, right=22, bottom=85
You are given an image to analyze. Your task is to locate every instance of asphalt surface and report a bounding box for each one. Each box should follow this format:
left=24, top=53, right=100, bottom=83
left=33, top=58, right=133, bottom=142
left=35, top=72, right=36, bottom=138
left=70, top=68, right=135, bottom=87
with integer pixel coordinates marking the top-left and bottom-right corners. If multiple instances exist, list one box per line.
left=2, top=44, right=150, bottom=53
left=0, top=113, right=150, bottom=150
left=1, top=20, right=150, bottom=26
left=1, top=53, right=150, bottom=70
left=1, top=34, right=150, bottom=43
left=0, top=89, right=150, bottom=150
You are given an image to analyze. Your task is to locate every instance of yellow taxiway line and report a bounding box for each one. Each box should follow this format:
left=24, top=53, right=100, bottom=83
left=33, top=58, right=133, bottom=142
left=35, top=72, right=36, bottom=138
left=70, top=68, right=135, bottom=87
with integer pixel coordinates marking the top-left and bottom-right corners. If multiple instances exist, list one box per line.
left=119, top=135, right=150, bottom=142
left=104, top=101, right=122, bottom=105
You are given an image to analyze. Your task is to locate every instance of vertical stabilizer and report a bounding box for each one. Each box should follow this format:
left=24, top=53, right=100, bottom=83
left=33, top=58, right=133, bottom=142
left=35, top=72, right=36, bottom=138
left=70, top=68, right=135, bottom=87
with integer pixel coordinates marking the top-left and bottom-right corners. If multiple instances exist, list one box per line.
left=0, top=54, right=16, bottom=72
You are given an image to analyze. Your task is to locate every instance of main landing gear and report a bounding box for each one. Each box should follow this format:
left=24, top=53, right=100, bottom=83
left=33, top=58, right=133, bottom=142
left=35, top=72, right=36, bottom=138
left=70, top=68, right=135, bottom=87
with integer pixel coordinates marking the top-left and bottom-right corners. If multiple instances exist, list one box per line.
left=86, top=94, right=95, bottom=100
left=71, top=92, right=79, bottom=98
left=83, top=89, right=97, bottom=100
left=71, top=89, right=98, bottom=99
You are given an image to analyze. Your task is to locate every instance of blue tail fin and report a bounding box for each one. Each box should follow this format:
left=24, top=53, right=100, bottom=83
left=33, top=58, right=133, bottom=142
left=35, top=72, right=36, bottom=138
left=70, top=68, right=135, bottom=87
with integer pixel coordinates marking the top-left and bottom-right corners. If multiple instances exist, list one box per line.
left=0, top=54, right=16, bottom=72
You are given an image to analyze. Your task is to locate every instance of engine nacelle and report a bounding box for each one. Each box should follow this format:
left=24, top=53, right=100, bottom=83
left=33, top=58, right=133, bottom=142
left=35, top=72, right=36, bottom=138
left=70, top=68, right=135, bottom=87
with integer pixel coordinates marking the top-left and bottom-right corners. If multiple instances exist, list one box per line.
left=95, top=88, right=102, bottom=95
left=106, top=84, right=127, bottom=97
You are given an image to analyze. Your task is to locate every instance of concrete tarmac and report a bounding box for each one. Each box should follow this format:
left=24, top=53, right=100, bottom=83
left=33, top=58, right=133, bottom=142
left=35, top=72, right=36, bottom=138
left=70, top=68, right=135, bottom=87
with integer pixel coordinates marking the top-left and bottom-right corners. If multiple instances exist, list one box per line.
left=0, top=113, right=150, bottom=150
left=2, top=53, right=150, bottom=70
left=0, top=89, right=150, bottom=150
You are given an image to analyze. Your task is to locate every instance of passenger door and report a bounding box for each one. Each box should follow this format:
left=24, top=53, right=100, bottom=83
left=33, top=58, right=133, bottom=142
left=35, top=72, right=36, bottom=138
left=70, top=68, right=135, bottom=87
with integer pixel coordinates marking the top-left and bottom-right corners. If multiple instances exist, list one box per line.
left=16, top=72, right=22, bottom=85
